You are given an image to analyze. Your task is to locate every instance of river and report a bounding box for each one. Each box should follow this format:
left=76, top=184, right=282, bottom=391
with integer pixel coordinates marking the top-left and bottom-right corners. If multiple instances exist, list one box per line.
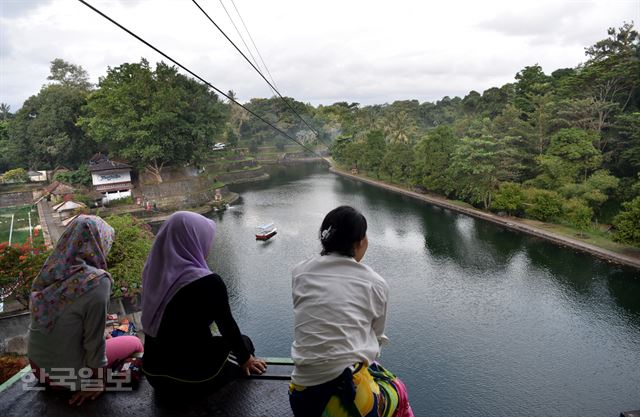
left=205, top=163, right=640, bottom=417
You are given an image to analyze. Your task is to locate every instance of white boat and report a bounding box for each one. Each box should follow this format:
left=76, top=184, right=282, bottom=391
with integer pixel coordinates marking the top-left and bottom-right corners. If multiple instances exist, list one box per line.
left=256, top=222, right=277, bottom=241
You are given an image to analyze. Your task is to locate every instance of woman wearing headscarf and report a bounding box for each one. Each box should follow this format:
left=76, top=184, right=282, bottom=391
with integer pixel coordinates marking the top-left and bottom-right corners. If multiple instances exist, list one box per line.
left=141, top=211, right=266, bottom=395
left=28, top=215, right=144, bottom=406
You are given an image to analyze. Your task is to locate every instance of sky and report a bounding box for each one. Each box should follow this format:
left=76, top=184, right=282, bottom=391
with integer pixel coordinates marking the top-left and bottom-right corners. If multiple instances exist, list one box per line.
left=0, top=0, right=638, bottom=111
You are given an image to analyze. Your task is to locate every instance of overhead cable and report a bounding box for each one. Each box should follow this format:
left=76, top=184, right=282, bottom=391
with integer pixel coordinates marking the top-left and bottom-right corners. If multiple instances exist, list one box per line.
left=77, top=0, right=321, bottom=157
left=190, top=0, right=330, bottom=148
left=228, top=0, right=280, bottom=91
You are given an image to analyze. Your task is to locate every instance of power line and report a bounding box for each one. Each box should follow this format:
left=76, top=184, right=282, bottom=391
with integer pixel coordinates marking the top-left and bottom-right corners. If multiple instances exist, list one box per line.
left=228, top=0, right=279, bottom=92
left=76, top=0, right=321, bottom=157
left=190, top=0, right=331, bottom=149
left=216, top=0, right=263, bottom=78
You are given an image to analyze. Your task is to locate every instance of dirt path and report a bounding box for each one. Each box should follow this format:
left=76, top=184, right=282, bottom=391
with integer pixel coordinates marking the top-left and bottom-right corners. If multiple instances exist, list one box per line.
left=329, top=166, right=640, bottom=270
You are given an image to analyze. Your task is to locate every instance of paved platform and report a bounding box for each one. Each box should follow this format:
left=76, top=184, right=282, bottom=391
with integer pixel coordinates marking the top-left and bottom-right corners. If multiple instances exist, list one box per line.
left=0, top=363, right=294, bottom=417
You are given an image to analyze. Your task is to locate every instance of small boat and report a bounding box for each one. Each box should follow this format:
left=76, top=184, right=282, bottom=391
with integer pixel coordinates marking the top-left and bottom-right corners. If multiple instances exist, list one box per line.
left=256, top=222, right=277, bottom=241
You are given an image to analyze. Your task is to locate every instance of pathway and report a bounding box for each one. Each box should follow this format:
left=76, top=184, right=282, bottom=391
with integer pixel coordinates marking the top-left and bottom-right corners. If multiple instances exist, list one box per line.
left=36, top=200, right=63, bottom=247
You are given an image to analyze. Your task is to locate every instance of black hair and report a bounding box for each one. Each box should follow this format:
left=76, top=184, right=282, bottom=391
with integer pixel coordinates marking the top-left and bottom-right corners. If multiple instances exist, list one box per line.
left=319, top=206, right=367, bottom=257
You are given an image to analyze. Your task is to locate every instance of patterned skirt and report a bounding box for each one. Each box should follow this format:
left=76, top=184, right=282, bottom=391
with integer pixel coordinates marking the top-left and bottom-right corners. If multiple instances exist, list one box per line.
left=289, top=362, right=414, bottom=417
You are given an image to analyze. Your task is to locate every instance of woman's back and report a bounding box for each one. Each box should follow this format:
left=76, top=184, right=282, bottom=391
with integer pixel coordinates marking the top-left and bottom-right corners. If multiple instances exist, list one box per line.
left=291, top=253, right=389, bottom=386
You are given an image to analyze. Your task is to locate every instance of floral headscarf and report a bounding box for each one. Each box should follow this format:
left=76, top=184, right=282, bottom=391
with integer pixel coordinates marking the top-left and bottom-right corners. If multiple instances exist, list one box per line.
left=30, top=215, right=115, bottom=333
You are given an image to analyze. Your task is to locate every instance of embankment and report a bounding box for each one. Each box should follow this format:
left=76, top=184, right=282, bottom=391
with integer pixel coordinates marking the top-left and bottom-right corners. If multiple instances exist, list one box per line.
left=330, top=166, right=640, bottom=270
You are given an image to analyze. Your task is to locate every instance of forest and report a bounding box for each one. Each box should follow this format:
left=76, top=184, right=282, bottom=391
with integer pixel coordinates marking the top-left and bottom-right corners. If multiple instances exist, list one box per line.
left=0, top=23, right=638, bottom=246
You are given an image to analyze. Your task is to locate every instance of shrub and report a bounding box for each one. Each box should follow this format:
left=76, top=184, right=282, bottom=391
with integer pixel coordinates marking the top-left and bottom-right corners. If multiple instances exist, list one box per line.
left=524, top=188, right=564, bottom=222
left=613, top=196, right=640, bottom=247
left=53, top=165, right=92, bottom=187
left=562, top=198, right=593, bottom=230
left=492, top=182, right=524, bottom=215
left=0, top=240, right=51, bottom=308
left=2, top=168, right=28, bottom=184
left=104, top=214, right=153, bottom=298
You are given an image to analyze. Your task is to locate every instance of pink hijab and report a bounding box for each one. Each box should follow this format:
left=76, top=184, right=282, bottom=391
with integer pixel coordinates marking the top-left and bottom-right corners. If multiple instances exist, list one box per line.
left=141, top=211, right=216, bottom=337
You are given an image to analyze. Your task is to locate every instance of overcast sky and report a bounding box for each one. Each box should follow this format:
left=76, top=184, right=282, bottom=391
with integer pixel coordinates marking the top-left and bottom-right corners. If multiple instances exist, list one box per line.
left=1, top=0, right=638, bottom=111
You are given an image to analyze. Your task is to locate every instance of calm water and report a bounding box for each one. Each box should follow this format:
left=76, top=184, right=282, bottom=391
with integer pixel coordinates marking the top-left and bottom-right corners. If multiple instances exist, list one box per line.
left=205, top=163, right=640, bottom=417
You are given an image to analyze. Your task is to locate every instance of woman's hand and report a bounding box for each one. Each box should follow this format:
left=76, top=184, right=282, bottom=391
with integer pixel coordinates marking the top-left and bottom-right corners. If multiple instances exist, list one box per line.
left=241, top=356, right=267, bottom=376
left=69, top=370, right=105, bottom=406
left=68, top=383, right=104, bottom=406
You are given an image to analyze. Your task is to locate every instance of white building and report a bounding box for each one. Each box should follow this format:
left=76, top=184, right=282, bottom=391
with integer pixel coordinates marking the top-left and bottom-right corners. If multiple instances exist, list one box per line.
left=88, top=154, right=133, bottom=204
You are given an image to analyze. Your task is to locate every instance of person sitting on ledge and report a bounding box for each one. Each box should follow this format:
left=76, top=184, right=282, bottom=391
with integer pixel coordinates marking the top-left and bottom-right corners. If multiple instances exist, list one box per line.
left=289, top=205, right=414, bottom=417
left=28, top=215, right=144, bottom=406
left=141, top=211, right=266, bottom=396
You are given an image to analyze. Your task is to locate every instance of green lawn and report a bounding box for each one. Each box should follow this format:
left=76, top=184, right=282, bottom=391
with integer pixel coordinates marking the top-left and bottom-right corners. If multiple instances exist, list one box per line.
left=0, top=205, right=44, bottom=245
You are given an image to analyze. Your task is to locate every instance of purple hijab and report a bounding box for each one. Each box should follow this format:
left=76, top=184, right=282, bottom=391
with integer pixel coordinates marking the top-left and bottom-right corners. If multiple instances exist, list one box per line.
left=141, top=211, right=216, bottom=337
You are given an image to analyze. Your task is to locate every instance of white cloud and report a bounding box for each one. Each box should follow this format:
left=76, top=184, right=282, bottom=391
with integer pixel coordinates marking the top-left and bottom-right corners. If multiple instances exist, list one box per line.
left=1, top=0, right=638, bottom=110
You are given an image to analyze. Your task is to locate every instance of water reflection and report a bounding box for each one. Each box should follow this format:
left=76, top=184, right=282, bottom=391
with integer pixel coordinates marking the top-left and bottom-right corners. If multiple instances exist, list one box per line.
left=153, top=164, right=640, bottom=417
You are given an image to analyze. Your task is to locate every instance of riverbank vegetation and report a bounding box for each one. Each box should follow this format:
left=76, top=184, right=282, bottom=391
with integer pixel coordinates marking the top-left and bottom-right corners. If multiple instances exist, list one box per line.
left=0, top=23, right=637, bottom=248
left=327, top=23, right=640, bottom=247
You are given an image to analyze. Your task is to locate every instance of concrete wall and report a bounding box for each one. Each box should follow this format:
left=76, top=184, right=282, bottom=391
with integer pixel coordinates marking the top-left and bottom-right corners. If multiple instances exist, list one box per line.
left=0, top=312, right=30, bottom=355
left=0, top=191, right=34, bottom=208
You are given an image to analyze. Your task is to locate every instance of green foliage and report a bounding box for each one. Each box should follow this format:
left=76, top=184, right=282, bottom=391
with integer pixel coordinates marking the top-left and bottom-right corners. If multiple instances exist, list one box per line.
left=414, top=125, right=458, bottom=193
left=561, top=198, right=593, bottom=230
left=523, top=188, right=564, bottom=222
left=79, top=60, right=226, bottom=183
left=104, top=214, right=153, bottom=298
left=0, top=241, right=51, bottom=307
left=381, top=143, right=414, bottom=183
left=0, top=120, right=9, bottom=172
left=53, top=164, right=92, bottom=187
left=447, top=136, right=502, bottom=209
left=2, top=168, right=28, bottom=183
left=612, top=196, right=640, bottom=246
left=8, top=83, right=92, bottom=170
left=535, top=128, right=602, bottom=187
left=47, top=58, right=92, bottom=90
left=492, top=182, right=525, bottom=215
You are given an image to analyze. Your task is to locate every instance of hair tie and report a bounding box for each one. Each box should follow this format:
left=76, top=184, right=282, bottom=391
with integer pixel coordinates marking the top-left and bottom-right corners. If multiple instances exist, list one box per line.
left=321, top=226, right=334, bottom=242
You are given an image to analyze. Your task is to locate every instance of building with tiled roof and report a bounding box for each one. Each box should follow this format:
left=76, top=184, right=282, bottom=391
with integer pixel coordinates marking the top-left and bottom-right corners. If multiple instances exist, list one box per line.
left=89, top=153, right=133, bottom=203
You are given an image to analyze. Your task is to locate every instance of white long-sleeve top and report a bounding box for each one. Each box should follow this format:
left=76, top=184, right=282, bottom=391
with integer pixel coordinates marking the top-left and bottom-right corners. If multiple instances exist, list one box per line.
left=291, top=253, right=389, bottom=386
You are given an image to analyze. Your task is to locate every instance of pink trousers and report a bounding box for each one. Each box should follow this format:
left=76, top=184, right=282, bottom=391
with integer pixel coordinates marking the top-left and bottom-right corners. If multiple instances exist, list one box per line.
left=31, top=335, right=144, bottom=385
left=106, top=335, right=144, bottom=367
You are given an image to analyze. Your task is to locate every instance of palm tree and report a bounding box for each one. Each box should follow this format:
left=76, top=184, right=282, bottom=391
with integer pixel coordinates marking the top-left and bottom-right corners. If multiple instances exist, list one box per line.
left=383, top=111, right=417, bottom=145
left=0, top=103, right=10, bottom=120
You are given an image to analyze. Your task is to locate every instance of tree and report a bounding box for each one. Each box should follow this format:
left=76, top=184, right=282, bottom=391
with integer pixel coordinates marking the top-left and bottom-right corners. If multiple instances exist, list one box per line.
left=609, top=112, right=640, bottom=176
left=0, top=103, right=11, bottom=121
left=534, top=128, right=602, bottom=187
left=383, top=111, right=417, bottom=145
left=514, top=64, right=552, bottom=114
left=381, top=143, right=414, bottom=182
left=360, top=130, right=386, bottom=177
left=413, top=125, right=458, bottom=193
left=612, top=196, right=640, bottom=246
left=227, top=89, right=249, bottom=142
left=0, top=120, right=9, bottom=172
left=47, top=58, right=92, bottom=90
left=8, top=64, right=93, bottom=170
left=560, top=170, right=619, bottom=214
left=562, top=198, right=594, bottom=230
left=80, top=60, right=226, bottom=183
left=569, top=23, right=640, bottom=150
left=447, top=136, right=502, bottom=209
